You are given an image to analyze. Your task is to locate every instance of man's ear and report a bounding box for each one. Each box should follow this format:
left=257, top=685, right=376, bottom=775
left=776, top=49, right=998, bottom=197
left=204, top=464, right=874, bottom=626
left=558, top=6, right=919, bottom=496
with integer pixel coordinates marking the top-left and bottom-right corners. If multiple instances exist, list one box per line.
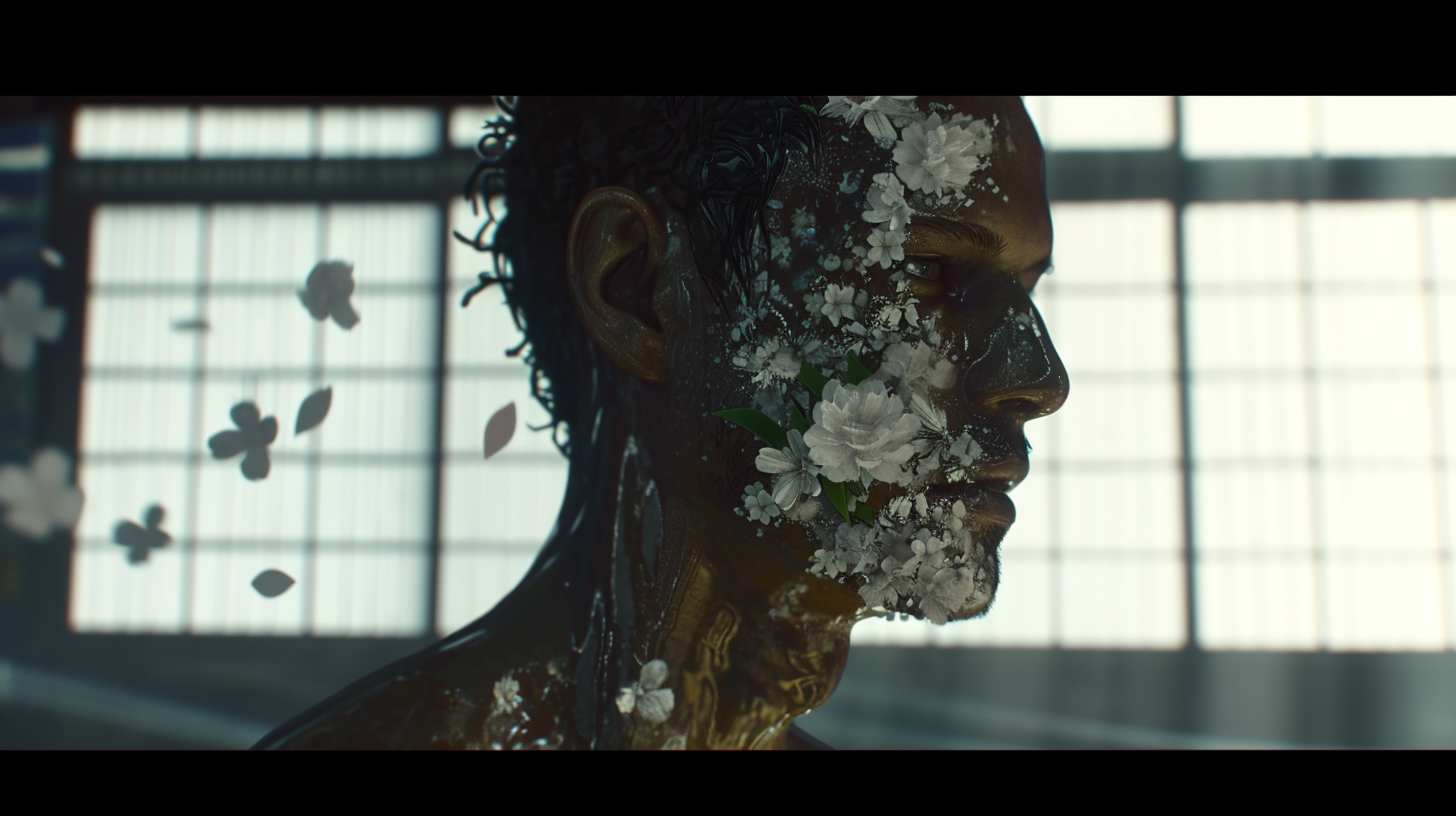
left=566, top=187, right=670, bottom=383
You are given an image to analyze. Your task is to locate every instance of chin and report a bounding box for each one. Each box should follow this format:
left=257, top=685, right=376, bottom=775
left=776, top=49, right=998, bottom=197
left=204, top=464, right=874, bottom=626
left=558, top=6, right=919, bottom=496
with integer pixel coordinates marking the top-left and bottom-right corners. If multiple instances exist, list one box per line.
left=920, top=519, right=1008, bottom=624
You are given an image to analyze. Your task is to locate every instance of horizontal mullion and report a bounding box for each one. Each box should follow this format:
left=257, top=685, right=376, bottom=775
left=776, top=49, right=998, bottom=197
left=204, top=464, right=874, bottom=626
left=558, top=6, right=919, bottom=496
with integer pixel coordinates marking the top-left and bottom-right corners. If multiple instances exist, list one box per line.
left=61, top=152, right=1456, bottom=203
left=80, top=450, right=562, bottom=466
left=64, top=150, right=486, bottom=203
left=89, top=281, right=438, bottom=296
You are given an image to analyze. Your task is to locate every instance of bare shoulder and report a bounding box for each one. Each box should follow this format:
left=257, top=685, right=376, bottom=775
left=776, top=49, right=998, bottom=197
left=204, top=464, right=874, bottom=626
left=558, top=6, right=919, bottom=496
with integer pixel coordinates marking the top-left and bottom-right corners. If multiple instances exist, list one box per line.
left=254, top=626, right=571, bottom=750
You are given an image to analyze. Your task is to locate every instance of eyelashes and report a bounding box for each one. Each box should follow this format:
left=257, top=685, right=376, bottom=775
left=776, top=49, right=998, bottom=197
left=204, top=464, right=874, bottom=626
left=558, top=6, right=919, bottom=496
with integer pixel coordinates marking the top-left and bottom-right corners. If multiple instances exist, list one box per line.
left=902, top=258, right=944, bottom=282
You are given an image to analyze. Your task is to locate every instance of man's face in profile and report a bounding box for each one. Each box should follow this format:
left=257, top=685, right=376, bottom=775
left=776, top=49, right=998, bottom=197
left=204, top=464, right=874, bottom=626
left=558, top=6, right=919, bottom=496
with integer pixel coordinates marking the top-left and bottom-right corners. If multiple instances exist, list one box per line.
left=657, top=96, right=1066, bottom=625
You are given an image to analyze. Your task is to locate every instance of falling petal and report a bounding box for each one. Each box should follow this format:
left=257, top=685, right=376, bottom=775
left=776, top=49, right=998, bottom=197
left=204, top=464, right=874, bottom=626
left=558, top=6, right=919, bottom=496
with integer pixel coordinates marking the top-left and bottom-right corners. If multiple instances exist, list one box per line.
left=484, top=402, right=516, bottom=460
left=298, top=287, right=330, bottom=321
left=144, top=504, right=165, bottom=528
left=113, top=520, right=145, bottom=548
left=330, top=301, right=360, bottom=330
left=172, top=318, right=209, bottom=332
left=295, top=387, right=332, bottom=435
left=240, top=448, right=270, bottom=481
left=252, top=569, right=295, bottom=598
left=30, top=448, right=70, bottom=487
left=40, top=247, right=64, bottom=270
left=256, top=416, right=279, bottom=445
left=208, top=429, right=247, bottom=460
left=230, top=402, right=260, bottom=429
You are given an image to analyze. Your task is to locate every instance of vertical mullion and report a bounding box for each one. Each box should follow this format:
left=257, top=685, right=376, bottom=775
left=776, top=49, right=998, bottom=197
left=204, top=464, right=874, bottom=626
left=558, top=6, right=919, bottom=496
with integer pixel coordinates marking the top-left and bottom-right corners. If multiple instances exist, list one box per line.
left=426, top=106, right=451, bottom=637
left=1299, top=203, right=1328, bottom=650
left=182, top=204, right=213, bottom=632
left=1172, top=98, right=1198, bottom=650
left=1419, top=201, right=1453, bottom=649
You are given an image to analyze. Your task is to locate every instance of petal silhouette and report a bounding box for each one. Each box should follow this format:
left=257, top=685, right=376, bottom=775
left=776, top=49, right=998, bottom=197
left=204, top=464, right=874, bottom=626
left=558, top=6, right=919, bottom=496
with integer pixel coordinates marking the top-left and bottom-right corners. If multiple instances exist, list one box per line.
left=208, top=429, right=247, bottom=460
left=295, top=387, right=332, bottom=435
left=51, top=487, right=83, bottom=529
left=114, top=520, right=145, bottom=548
left=330, top=300, right=359, bottom=330
left=251, top=569, right=296, bottom=598
left=30, top=448, right=70, bottom=487
left=240, top=447, right=271, bottom=481
left=143, top=504, right=165, bottom=529
left=31, top=307, right=64, bottom=343
left=298, top=287, right=330, bottom=321
left=255, top=416, right=278, bottom=445
left=484, top=402, right=516, bottom=460
left=1, top=328, right=36, bottom=370
left=231, top=402, right=261, bottom=429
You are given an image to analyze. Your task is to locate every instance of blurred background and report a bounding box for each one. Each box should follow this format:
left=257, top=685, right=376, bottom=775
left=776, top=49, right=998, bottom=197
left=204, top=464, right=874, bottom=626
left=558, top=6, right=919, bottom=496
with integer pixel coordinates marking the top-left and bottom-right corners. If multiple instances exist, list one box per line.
left=2, top=95, right=1455, bottom=749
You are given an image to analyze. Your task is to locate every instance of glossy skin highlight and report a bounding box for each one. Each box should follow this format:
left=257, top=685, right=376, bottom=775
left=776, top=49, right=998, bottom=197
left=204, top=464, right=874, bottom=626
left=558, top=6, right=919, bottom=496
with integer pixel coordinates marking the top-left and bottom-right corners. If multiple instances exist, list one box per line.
left=254, top=96, right=1068, bottom=750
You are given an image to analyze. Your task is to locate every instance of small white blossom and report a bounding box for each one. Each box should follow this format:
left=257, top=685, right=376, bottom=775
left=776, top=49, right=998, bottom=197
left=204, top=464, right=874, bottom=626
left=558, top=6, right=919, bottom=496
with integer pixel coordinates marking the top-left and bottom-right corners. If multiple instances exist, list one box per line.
left=948, top=433, right=983, bottom=468
left=0, top=278, right=64, bottom=371
left=804, top=290, right=826, bottom=318
left=493, top=675, right=521, bottom=714
left=866, top=227, right=906, bottom=270
left=617, top=659, right=674, bottom=724
left=791, top=208, right=816, bottom=240
left=820, top=284, right=858, bottom=327
left=821, top=96, right=920, bottom=141
left=803, top=379, right=921, bottom=487
left=755, top=430, right=822, bottom=510
left=862, top=173, right=911, bottom=233
left=892, top=113, right=991, bottom=196
left=742, top=482, right=781, bottom=524
left=909, top=393, right=948, bottom=435
left=770, top=234, right=791, bottom=268
left=0, top=448, right=83, bottom=541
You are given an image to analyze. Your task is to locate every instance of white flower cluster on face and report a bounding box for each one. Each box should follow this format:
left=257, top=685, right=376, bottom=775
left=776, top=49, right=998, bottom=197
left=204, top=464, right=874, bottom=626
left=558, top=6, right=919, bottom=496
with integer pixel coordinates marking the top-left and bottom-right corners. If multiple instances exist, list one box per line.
left=862, top=173, right=910, bottom=233
left=892, top=112, right=991, bottom=197
left=873, top=341, right=955, bottom=399
left=742, top=482, right=780, bottom=524
left=803, top=379, right=921, bottom=487
left=755, top=430, right=822, bottom=510
left=821, top=96, right=922, bottom=142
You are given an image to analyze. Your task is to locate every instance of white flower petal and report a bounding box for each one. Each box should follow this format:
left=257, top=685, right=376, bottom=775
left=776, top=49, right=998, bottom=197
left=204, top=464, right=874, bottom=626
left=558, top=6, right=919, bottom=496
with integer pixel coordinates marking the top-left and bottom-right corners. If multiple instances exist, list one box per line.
left=636, top=689, right=675, bottom=724
left=639, top=658, right=669, bottom=690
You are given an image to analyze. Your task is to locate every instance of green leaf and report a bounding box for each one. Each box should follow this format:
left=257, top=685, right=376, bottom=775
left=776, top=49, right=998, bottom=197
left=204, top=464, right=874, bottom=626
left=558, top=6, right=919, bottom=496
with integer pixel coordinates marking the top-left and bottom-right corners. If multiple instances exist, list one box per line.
left=854, top=502, right=875, bottom=524
left=799, top=103, right=819, bottom=116
left=798, top=363, right=829, bottom=400
left=845, top=351, right=873, bottom=386
left=821, top=477, right=851, bottom=524
left=788, top=402, right=810, bottom=435
left=712, top=408, right=787, bottom=451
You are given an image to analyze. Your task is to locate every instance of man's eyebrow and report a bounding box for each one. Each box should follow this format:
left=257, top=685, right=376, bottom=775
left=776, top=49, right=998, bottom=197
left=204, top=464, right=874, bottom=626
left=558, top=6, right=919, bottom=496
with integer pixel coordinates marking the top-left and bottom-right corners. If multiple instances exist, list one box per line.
left=907, top=214, right=1008, bottom=256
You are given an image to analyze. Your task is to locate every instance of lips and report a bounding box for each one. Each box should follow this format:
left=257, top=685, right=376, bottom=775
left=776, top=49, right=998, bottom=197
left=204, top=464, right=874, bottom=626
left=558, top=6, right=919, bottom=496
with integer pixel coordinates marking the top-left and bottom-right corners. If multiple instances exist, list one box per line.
left=924, top=483, right=1016, bottom=527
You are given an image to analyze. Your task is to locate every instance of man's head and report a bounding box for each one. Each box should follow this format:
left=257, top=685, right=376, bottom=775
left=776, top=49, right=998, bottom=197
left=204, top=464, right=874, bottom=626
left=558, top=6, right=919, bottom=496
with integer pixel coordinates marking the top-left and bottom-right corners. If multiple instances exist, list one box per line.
left=464, top=96, right=1067, bottom=627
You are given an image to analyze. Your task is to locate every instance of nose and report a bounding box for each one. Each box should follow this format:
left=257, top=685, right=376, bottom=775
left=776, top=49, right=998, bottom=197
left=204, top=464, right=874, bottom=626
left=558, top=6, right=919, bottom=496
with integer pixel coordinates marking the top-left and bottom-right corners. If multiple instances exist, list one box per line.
left=959, top=301, right=1069, bottom=423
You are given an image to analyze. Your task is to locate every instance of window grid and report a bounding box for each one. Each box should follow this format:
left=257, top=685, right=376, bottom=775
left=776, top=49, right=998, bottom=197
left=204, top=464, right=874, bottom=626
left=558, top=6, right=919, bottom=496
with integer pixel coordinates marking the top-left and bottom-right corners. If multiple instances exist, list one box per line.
left=61, top=100, right=1456, bottom=651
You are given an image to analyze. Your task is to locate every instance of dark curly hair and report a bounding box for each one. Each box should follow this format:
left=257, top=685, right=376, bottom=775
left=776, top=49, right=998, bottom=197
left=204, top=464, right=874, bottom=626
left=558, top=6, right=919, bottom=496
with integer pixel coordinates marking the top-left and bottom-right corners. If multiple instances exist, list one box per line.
left=455, top=96, right=826, bottom=456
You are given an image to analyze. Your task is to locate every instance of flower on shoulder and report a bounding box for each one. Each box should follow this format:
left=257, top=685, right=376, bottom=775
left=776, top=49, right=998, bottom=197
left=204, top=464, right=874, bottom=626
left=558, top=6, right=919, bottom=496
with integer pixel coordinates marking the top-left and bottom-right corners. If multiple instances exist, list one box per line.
left=742, top=481, right=781, bottom=524
left=892, top=113, right=989, bottom=196
left=755, top=430, right=822, bottom=510
left=803, top=379, right=920, bottom=487
left=810, top=522, right=878, bottom=579
left=919, top=564, right=975, bottom=625
left=617, top=659, right=674, bottom=724
left=862, top=173, right=910, bottom=233
left=493, top=675, right=521, bottom=715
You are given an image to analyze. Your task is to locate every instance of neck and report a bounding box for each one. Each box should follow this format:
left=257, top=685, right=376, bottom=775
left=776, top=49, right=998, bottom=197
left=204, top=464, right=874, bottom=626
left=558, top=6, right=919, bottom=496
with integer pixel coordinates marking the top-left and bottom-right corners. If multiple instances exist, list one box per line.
left=537, top=385, right=857, bottom=749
